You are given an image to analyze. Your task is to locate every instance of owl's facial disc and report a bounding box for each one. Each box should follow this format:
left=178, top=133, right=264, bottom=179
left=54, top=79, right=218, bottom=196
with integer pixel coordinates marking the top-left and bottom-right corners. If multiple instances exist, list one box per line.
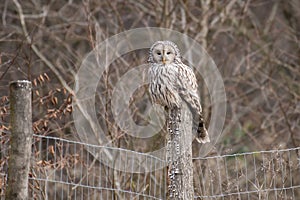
left=153, top=44, right=176, bottom=65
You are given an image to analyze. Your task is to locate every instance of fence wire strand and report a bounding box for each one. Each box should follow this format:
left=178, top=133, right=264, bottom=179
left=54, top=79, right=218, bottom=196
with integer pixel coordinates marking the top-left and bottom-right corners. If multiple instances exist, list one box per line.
left=1, top=134, right=299, bottom=199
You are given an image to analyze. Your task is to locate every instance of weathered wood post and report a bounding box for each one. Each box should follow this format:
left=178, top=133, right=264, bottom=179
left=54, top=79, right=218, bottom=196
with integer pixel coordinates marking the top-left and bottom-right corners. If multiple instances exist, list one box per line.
left=166, top=103, right=194, bottom=199
left=5, top=80, right=32, bottom=200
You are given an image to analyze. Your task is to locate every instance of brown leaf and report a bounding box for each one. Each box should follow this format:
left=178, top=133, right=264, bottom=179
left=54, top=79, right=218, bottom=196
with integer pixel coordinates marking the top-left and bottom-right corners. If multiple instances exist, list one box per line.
left=48, top=145, right=55, bottom=154
left=39, top=74, right=44, bottom=82
left=33, top=79, right=37, bottom=86
left=44, top=73, right=50, bottom=81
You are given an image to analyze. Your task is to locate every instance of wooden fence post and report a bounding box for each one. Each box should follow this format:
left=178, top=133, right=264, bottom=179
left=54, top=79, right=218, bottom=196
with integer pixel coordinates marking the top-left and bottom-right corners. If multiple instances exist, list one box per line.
left=5, top=80, right=32, bottom=200
left=166, top=103, right=194, bottom=199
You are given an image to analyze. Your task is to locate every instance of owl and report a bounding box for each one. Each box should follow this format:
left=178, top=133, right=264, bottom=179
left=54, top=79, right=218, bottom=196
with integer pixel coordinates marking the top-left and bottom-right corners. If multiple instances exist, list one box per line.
left=148, top=40, right=210, bottom=143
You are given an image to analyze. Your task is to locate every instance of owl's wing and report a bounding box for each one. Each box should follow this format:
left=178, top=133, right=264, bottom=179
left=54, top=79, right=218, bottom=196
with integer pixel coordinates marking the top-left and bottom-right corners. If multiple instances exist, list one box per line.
left=176, top=63, right=201, bottom=112
left=176, top=63, right=210, bottom=143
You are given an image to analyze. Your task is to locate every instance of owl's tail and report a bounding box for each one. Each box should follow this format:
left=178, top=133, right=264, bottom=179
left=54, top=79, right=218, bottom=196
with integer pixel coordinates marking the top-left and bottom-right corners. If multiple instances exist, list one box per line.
left=195, top=118, right=210, bottom=143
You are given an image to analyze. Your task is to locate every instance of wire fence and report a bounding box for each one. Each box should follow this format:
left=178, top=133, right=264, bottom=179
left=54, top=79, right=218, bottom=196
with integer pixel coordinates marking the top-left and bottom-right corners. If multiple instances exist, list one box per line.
left=193, top=147, right=300, bottom=199
left=1, top=134, right=299, bottom=199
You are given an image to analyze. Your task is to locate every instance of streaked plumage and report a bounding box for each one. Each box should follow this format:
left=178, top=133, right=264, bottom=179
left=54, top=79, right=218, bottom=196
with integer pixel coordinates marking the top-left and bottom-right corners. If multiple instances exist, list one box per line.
left=148, top=40, right=210, bottom=143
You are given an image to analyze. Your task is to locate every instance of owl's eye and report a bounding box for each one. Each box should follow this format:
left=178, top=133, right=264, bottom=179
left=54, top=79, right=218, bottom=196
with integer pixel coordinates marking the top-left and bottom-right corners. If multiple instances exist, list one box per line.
left=157, top=52, right=161, bottom=55
left=166, top=52, right=171, bottom=55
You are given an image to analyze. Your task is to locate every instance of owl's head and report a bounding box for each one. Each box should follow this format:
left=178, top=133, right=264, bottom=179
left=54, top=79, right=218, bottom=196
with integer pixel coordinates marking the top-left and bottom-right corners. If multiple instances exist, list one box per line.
left=149, top=40, right=181, bottom=65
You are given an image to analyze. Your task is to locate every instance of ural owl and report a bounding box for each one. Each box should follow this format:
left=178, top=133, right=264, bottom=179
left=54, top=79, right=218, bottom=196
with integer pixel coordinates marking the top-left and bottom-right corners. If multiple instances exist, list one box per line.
left=148, top=40, right=210, bottom=143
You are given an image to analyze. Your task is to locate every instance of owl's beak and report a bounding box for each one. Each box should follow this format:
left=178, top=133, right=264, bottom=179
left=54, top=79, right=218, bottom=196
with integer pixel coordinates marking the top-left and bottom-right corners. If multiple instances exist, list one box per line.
left=162, top=56, right=166, bottom=64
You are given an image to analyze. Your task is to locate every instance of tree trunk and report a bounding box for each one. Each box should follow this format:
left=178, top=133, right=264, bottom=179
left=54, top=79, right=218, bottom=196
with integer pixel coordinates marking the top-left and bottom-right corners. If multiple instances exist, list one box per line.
left=5, top=80, right=32, bottom=200
left=166, top=103, right=194, bottom=199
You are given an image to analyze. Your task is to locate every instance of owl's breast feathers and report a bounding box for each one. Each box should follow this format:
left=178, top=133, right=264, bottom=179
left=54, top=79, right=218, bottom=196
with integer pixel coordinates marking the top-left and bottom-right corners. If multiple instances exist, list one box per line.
left=148, top=63, right=181, bottom=108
